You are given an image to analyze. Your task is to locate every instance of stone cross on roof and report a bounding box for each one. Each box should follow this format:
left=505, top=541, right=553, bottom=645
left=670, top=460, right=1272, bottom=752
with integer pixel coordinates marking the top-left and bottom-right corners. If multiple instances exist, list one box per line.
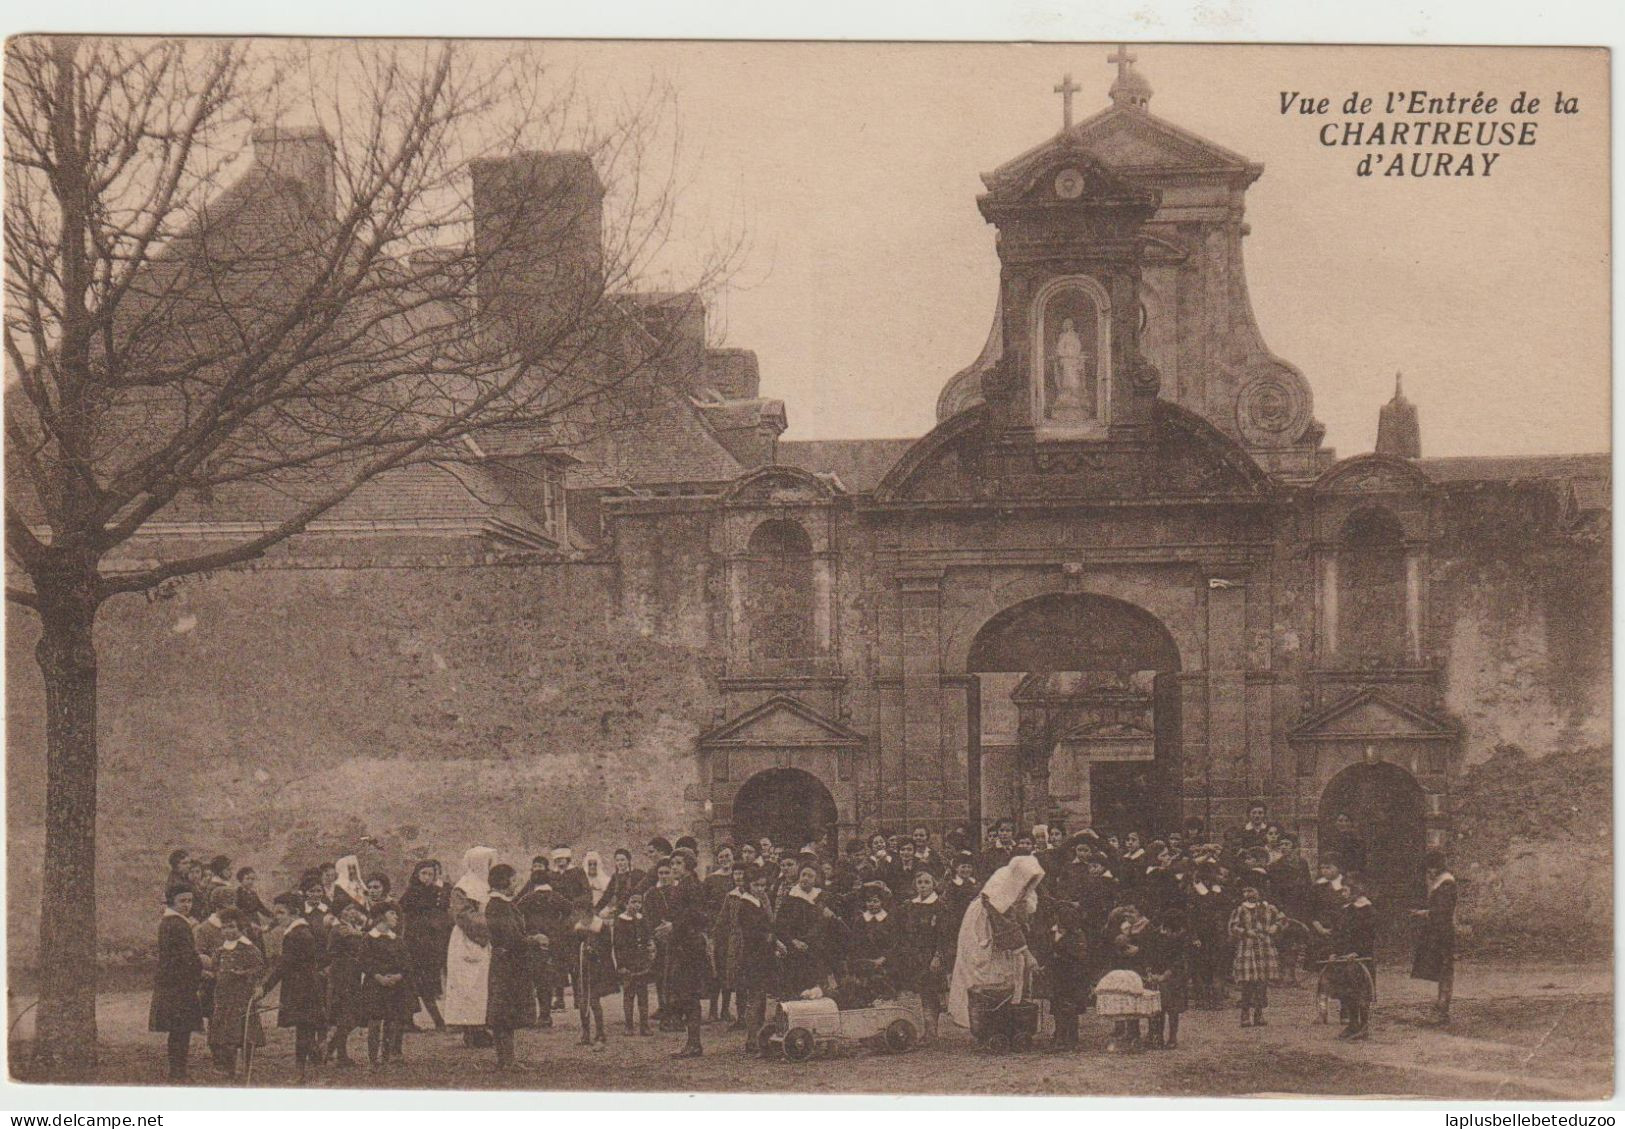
left=1053, top=73, right=1082, bottom=130
left=1107, top=44, right=1153, bottom=109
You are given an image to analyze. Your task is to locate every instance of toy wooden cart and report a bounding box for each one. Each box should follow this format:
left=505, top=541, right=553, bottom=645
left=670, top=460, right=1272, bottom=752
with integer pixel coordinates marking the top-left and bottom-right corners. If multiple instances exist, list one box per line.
left=1094, top=970, right=1164, bottom=1017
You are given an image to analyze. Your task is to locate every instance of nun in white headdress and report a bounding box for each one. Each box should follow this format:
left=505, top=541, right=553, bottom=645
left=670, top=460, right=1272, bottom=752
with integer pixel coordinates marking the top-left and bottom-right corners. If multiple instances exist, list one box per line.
left=946, top=853, right=1045, bottom=1027
left=443, top=846, right=497, bottom=1030
left=582, top=851, right=612, bottom=909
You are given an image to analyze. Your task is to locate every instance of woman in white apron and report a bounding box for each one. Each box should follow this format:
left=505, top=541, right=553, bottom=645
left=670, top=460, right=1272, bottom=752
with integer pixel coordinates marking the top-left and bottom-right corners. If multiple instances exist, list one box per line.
left=443, top=846, right=497, bottom=1038
left=947, top=854, right=1045, bottom=1028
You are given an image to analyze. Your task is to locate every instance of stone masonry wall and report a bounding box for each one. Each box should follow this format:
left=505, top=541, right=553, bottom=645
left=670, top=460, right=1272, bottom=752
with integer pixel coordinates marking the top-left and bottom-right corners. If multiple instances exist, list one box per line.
left=6, top=558, right=722, bottom=971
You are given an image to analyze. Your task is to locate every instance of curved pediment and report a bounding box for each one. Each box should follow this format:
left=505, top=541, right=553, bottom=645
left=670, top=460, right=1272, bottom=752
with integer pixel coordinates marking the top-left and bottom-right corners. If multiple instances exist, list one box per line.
left=723, top=464, right=838, bottom=506
left=872, top=400, right=1274, bottom=505
left=1314, top=453, right=1431, bottom=496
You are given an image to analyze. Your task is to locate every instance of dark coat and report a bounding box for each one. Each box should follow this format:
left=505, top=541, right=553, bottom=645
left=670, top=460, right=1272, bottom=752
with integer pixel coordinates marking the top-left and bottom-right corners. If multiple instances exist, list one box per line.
left=208, top=940, right=266, bottom=1050
left=1035, top=899, right=1092, bottom=1009
left=576, top=925, right=619, bottom=1001
left=1333, top=899, right=1378, bottom=959
left=733, top=895, right=778, bottom=994
left=149, top=911, right=205, bottom=1034
left=1143, top=928, right=1193, bottom=1015
left=895, top=895, right=953, bottom=995
left=260, top=920, right=326, bottom=1028
left=610, top=912, right=656, bottom=980
left=325, top=926, right=366, bottom=1027
left=1411, top=876, right=1457, bottom=982
left=850, top=911, right=899, bottom=971
left=600, top=869, right=645, bottom=912
left=774, top=888, right=838, bottom=993
left=661, top=877, right=713, bottom=1003
left=400, top=879, right=452, bottom=995
left=941, top=877, right=978, bottom=937
left=359, top=930, right=416, bottom=1022
left=485, top=894, right=536, bottom=1030
left=1267, top=855, right=1313, bottom=921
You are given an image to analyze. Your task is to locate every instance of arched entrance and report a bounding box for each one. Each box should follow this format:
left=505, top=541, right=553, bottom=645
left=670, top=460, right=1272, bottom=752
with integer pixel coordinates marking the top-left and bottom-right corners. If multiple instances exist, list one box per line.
left=732, top=768, right=838, bottom=853
left=967, top=593, right=1183, bottom=837
left=1319, top=761, right=1427, bottom=948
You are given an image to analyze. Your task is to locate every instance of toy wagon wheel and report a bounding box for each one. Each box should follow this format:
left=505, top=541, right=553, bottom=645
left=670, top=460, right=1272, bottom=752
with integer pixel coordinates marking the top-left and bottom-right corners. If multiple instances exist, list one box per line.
left=884, top=1018, right=916, bottom=1053
left=1011, top=1030, right=1034, bottom=1052
left=756, top=1026, right=782, bottom=1059
left=782, top=1027, right=816, bottom=1062
left=985, top=1032, right=1011, bottom=1053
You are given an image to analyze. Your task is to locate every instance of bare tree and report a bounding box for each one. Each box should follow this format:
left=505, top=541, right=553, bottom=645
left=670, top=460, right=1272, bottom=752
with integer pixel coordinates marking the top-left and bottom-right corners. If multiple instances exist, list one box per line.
left=4, top=36, right=733, bottom=1077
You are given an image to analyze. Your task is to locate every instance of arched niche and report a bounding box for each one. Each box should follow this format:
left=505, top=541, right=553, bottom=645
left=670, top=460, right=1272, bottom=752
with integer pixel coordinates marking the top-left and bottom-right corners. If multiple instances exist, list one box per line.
left=1031, top=274, right=1113, bottom=434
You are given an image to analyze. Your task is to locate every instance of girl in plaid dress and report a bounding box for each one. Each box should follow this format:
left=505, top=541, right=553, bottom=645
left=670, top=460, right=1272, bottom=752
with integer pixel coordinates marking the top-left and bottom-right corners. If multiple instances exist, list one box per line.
left=1228, top=886, right=1285, bottom=1027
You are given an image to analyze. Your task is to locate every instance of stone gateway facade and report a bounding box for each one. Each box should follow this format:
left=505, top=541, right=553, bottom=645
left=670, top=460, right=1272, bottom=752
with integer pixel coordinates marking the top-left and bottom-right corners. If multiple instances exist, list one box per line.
left=6, top=62, right=1610, bottom=965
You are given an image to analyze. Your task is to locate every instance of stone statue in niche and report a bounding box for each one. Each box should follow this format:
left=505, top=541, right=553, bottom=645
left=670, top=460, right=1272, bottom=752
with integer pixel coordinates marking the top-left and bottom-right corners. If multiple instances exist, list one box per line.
left=1038, top=284, right=1105, bottom=428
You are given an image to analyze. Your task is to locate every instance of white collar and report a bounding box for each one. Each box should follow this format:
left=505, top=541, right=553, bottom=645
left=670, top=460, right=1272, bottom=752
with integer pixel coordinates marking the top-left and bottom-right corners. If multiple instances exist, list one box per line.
left=862, top=909, right=888, bottom=922
left=204, top=913, right=224, bottom=928
left=911, top=892, right=939, bottom=905
left=788, top=886, right=822, bottom=905
left=488, top=891, right=512, bottom=903
left=163, top=907, right=188, bottom=921
left=220, top=936, right=246, bottom=949
left=1428, top=871, right=1456, bottom=893
left=283, top=916, right=308, bottom=932
left=737, top=892, right=762, bottom=908
left=367, top=926, right=395, bottom=938
left=1351, top=896, right=1372, bottom=907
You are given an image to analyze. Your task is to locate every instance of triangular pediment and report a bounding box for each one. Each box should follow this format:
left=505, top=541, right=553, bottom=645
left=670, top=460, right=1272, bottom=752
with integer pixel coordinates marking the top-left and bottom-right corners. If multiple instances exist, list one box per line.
left=1289, top=689, right=1456, bottom=742
left=698, top=695, right=864, bottom=748
left=1072, top=105, right=1260, bottom=178
left=984, top=105, right=1259, bottom=195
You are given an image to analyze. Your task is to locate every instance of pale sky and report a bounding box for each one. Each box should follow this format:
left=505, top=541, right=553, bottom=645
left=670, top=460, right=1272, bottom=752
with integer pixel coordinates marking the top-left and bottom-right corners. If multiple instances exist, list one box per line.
left=548, top=43, right=1610, bottom=458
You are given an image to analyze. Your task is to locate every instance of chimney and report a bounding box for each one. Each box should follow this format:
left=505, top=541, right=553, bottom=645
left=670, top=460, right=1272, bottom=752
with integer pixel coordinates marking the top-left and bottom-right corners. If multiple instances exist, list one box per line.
left=704, top=348, right=761, bottom=400
left=1376, top=372, right=1421, bottom=458
left=251, top=126, right=335, bottom=218
left=471, top=152, right=605, bottom=359
left=630, top=291, right=708, bottom=393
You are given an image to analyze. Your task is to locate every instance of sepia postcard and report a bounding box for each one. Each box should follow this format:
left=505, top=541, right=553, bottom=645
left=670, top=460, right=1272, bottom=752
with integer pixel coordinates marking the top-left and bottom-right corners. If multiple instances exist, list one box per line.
left=2, top=38, right=1611, bottom=1104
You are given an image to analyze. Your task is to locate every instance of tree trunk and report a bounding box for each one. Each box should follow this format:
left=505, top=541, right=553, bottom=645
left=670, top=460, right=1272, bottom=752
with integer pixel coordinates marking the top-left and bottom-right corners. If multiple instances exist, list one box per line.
left=29, top=580, right=101, bottom=1079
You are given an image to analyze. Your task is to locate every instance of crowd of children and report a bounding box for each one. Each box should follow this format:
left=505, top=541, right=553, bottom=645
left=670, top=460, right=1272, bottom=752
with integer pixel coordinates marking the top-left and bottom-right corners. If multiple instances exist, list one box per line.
left=149, top=810, right=1456, bottom=1082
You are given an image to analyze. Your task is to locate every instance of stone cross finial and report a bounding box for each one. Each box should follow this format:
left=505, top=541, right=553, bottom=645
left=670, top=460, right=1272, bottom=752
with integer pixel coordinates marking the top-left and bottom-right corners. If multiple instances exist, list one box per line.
left=1108, top=45, right=1137, bottom=80
left=1053, top=73, right=1082, bottom=130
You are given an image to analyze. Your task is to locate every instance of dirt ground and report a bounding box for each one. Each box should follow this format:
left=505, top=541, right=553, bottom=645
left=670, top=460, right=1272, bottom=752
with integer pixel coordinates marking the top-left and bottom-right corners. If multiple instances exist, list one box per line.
left=7, top=959, right=1613, bottom=1100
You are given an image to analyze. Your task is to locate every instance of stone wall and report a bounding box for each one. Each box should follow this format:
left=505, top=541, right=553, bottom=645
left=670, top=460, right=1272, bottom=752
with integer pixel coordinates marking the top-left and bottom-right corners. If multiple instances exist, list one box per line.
left=1432, top=484, right=1611, bottom=762
left=6, top=558, right=722, bottom=971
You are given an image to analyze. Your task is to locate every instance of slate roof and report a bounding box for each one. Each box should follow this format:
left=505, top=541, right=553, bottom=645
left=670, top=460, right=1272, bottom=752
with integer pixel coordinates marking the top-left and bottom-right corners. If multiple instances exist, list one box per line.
left=1416, top=453, right=1610, bottom=484
left=139, top=460, right=556, bottom=543
left=776, top=438, right=919, bottom=494
left=567, top=389, right=744, bottom=491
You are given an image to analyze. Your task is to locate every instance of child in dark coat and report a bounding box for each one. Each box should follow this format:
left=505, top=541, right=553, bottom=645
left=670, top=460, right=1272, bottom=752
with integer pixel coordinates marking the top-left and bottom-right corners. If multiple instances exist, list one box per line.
left=575, top=904, right=619, bottom=1048
left=254, top=893, right=328, bottom=1082
left=1144, top=911, right=1193, bottom=1049
left=360, top=901, right=414, bottom=1065
left=323, top=904, right=367, bottom=1065
left=896, top=871, right=954, bottom=1043
left=207, top=908, right=266, bottom=1075
left=611, top=892, right=657, bottom=1036
left=1034, top=895, right=1090, bottom=1050
left=150, top=887, right=207, bottom=1082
